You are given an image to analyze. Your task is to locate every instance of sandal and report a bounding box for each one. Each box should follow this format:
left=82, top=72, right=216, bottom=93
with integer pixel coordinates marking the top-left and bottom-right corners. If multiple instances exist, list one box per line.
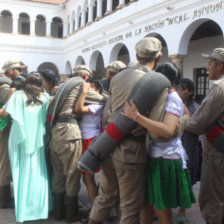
left=176, top=217, right=186, bottom=224
left=80, top=216, right=89, bottom=224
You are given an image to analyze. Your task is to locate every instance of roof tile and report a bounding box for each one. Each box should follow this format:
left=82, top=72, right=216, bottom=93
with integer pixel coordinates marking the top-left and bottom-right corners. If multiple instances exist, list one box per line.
left=21, top=0, right=67, bottom=5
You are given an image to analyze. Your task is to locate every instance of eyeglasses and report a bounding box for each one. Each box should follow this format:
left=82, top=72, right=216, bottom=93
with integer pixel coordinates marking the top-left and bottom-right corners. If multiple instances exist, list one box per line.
left=13, top=68, right=22, bottom=72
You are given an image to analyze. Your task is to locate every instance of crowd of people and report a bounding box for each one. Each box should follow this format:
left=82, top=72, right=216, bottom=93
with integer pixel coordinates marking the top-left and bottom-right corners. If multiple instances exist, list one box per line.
left=0, top=36, right=223, bottom=224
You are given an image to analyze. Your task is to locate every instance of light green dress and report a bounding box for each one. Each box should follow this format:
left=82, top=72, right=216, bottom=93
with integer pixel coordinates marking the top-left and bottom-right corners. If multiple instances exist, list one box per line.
left=4, top=90, right=51, bottom=222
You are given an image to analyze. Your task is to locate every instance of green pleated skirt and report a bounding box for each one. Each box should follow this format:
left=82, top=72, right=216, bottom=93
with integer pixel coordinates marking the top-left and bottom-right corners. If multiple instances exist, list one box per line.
left=146, top=157, right=196, bottom=210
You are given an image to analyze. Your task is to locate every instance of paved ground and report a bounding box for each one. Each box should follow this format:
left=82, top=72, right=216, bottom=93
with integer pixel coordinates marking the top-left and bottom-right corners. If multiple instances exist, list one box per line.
left=0, top=175, right=205, bottom=224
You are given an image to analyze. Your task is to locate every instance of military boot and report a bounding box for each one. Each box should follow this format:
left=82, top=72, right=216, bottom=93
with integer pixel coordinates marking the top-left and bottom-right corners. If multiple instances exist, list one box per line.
left=64, top=196, right=78, bottom=223
left=0, top=185, right=13, bottom=209
left=54, top=193, right=65, bottom=221
left=88, top=219, right=103, bottom=224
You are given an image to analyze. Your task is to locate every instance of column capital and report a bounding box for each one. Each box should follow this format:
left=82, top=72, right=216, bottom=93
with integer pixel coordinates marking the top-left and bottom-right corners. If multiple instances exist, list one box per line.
left=169, top=54, right=186, bottom=61
left=88, top=1, right=95, bottom=7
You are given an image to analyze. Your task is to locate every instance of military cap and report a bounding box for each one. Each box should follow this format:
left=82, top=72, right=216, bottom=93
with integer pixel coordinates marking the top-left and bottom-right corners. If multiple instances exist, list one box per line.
left=107, top=61, right=126, bottom=74
left=135, top=37, right=162, bottom=59
left=2, top=60, right=27, bottom=73
left=73, top=65, right=92, bottom=78
left=202, top=48, right=224, bottom=63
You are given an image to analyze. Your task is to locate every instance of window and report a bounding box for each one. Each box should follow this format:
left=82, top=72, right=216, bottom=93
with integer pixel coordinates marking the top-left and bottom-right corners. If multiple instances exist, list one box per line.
left=194, top=67, right=209, bottom=104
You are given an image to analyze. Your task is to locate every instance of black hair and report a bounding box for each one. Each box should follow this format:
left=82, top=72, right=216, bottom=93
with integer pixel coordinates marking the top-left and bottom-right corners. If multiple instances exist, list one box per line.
left=137, top=55, right=156, bottom=64
left=23, top=73, right=45, bottom=106
left=180, top=78, right=195, bottom=100
left=10, top=73, right=27, bottom=90
left=89, top=80, right=103, bottom=94
left=39, top=69, right=59, bottom=86
left=155, top=62, right=180, bottom=86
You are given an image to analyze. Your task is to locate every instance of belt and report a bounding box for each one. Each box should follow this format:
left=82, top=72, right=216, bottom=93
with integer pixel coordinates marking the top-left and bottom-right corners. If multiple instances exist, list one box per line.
left=55, top=117, right=78, bottom=124
left=126, top=134, right=146, bottom=143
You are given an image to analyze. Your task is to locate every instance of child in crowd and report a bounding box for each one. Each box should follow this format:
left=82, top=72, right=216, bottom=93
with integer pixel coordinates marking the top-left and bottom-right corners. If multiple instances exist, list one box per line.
left=75, top=80, right=105, bottom=206
left=0, top=73, right=51, bottom=223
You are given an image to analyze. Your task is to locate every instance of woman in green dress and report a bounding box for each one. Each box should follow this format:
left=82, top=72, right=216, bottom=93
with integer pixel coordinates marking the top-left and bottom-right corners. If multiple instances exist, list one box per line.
left=0, top=73, right=51, bottom=223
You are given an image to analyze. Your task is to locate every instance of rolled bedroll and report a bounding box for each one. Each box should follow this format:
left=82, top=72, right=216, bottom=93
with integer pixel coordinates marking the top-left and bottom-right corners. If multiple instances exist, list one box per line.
left=78, top=71, right=171, bottom=174
left=45, top=77, right=83, bottom=148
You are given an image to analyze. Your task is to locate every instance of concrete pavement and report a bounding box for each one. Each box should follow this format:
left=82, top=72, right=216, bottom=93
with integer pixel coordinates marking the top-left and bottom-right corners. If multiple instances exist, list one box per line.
left=0, top=175, right=205, bottom=224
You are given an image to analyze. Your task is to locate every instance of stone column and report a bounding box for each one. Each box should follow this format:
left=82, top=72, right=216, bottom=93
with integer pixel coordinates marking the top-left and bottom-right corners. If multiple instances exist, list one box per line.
left=88, top=3, right=94, bottom=23
left=70, top=18, right=73, bottom=33
left=117, top=0, right=125, bottom=9
left=0, top=15, right=1, bottom=33
left=13, top=16, right=18, bottom=34
left=105, top=0, right=112, bottom=15
left=30, top=18, right=36, bottom=36
left=169, top=54, right=186, bottom=77
left=75, top=14, right=79, bottom=30
left=81, top=9, right=86, bottom=27
left=96, top=0, right=103, bottom=19
left=63, top=22, right=67, bottom=37
left=46, top=20, right=51, bottom=37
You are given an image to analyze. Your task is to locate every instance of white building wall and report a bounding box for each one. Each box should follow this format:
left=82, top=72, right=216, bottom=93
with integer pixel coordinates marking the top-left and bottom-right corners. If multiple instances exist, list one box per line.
left=184, top=35, right=224, bottom=80
left=0, top=0, right=223, bottom=82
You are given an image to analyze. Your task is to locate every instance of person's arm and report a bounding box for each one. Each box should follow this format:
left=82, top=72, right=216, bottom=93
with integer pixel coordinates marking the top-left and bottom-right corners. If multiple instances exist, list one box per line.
left=122, top=100, right=187, bottom=139
left=186, top=85, right=224, bottom=134
left=8, top=88, right=16, bottom=98
left=75, top=82, right=91, bottom=114
left=0, top=108, right=9, bottom=118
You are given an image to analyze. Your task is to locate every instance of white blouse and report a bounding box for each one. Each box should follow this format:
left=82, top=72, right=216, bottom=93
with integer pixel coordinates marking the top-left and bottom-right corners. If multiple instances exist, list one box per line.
left=149, top=91, right=188, bottom=168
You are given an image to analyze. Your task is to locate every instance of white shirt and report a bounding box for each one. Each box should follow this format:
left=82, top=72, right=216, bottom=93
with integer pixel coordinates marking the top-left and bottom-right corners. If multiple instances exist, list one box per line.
left=79, top=104, right=104, bottom=139
left=149, top=91, right=188, bottom=168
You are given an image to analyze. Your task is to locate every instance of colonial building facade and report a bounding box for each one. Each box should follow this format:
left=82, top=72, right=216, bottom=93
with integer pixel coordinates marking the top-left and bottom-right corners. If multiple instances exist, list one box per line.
left=0, top=0, right=223, bottom=100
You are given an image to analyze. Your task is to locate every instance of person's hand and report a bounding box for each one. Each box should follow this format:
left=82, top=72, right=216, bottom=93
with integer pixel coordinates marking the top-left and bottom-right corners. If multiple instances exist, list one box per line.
left=184, top=106, right=190, bottom=117
left=82, top=82, right=90, bottom=93
left=8, top=88, right=16, bottom=98
left=122, top=99, right=140, bottom=120
left=51, top=86, right=59, bottom=95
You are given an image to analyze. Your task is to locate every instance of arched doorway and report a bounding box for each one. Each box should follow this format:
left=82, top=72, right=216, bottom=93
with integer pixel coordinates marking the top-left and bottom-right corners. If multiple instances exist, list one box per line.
left=93, top=0, right=97, bottom=21
left=67, top=15, right=70, bottom=34
left=83, top=0, right=88, bottom=25
left=112, top=0, right=119, bottom=10
left=90, top=51, right=105, bottom=79
left=77, top=6, right=81, bottom=29
left=180, top=19, right=223, bottom=103
left=65, top=61, right=72, bottom=75
left=75, top=56, right=85, bottom=66
left=145, top=33, right=169, bottom=63
left=37, top=62, right=59, bottom=77
left=51, top=17, right=63, bottom=38
left=102, top=0, right=107, bottom=16
left=18, top=13, right=30, bottom=35
left=0, top=10, right=12, bottom=33
left=72, top=11, right=75, bottom=32
left=110, top=43, right=130, bottom=65
left=35, top=15, right=46, bottom=36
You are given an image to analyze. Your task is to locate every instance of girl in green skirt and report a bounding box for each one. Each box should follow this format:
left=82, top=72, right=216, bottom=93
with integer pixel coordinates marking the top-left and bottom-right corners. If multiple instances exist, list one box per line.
left=122, top=62, right=195, bottom=224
